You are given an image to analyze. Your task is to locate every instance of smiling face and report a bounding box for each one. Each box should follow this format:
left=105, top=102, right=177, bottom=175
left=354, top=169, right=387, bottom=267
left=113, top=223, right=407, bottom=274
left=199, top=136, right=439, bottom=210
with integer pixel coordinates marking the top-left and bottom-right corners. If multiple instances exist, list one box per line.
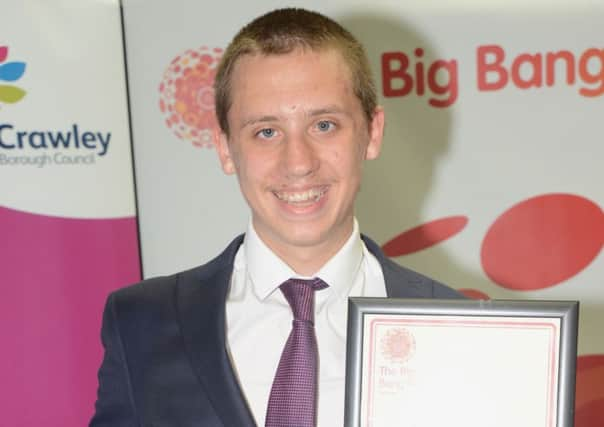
left=214, top=48, right=384, bottom=274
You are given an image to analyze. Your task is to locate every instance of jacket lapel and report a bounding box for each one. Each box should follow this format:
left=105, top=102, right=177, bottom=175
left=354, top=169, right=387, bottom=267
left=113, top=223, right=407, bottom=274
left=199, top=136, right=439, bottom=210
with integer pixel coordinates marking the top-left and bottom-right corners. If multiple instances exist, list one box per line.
left=177, top=236, right=256, bottom=427
left=362, top=234, right=438, bottom=298
left=362, top=234, right=464, bottom=299
left=174, top=233, right=456, bottom=427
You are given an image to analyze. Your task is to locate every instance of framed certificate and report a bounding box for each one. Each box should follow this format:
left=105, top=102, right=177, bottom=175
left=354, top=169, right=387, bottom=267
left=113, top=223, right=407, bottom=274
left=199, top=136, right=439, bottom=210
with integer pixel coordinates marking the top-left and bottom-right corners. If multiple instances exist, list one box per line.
left=344, top=298, right=579, bottom=427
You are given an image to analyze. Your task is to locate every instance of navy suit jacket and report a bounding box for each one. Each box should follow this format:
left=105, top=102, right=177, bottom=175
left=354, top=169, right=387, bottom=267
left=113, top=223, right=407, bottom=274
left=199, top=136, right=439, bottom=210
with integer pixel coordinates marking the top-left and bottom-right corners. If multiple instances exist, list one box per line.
left=90, top=235, right=462, bottom=427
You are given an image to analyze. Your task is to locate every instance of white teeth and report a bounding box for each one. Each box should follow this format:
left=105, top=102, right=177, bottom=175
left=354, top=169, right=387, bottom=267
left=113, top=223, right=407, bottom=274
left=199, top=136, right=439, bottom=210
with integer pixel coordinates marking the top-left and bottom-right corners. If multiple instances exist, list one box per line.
left=275, top=187, right=325, bottom=203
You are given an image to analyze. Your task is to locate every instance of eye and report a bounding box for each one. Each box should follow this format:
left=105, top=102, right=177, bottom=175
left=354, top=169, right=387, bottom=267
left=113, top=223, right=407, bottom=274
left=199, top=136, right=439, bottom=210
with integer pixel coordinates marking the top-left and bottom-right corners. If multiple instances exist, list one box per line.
left=316, top=120, right=335, bottom=132
left=256, top=128, right=277, bottom=139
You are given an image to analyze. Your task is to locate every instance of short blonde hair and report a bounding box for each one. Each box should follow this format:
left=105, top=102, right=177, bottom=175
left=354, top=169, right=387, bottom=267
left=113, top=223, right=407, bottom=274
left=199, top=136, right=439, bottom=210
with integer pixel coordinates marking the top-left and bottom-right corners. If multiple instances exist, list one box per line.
left=214, top=8, right=377, bottom=135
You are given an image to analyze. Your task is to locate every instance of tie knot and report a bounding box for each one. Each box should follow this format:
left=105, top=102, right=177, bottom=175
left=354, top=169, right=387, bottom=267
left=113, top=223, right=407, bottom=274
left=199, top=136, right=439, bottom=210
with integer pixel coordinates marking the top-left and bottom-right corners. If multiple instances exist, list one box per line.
left=280, top=278, right=328, bottom=322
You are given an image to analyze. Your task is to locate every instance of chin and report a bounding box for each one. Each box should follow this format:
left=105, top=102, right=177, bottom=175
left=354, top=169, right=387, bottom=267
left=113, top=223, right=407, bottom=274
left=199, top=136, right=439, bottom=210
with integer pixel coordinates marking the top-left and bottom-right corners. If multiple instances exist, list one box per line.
left=278, top=220, right=345, bottom=248
left=280, top=228, right=327, bottom=248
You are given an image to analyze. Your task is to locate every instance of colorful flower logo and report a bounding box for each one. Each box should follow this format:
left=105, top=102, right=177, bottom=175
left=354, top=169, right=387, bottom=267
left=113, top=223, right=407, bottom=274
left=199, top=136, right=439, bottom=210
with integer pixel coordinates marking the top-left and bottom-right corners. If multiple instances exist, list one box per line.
left=159, top=46, right=223, bottom=149
left=0, top=46, right=27, bottom=106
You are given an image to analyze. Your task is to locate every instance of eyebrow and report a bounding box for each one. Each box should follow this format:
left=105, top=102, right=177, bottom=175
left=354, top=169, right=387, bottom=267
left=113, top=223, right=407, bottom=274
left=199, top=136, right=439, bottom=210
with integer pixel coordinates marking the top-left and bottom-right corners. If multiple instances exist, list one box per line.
left=240, top=115, right=280, bottom=130
left=307, top=105, right=346, bottom=117
left=239, top=105, right=350, bottom=130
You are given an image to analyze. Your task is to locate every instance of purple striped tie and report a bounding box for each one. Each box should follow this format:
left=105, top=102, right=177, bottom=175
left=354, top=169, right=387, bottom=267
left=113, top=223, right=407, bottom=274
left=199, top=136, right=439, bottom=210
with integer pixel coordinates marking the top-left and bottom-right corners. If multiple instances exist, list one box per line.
left=265, top=277, right=328, bottom=427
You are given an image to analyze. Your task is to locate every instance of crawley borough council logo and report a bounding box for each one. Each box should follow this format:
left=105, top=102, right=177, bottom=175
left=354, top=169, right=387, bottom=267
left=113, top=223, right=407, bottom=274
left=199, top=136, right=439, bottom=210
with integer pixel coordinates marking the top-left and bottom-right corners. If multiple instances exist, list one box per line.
left=0, top=46, right=27, bottom=107
left=381, top=327, right=416, bottom=364
left=159, top=46, right=223, bottom=149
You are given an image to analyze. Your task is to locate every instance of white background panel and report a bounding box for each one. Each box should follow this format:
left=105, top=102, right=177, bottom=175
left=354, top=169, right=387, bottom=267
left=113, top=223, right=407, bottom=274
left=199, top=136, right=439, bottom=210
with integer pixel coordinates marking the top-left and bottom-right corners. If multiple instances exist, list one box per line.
left=122, top=0, right=603, bottom=357
left=0, top=0, right=135, bottom=218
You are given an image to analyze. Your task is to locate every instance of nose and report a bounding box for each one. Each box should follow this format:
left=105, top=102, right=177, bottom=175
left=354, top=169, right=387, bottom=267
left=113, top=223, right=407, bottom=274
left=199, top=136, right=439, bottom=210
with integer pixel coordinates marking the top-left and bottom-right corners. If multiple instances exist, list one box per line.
left=282, top=132, right=319, bottom=178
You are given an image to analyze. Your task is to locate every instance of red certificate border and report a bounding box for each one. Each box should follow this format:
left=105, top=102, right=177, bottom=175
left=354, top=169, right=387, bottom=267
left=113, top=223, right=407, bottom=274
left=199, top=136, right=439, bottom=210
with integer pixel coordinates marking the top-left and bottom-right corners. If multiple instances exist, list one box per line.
left=363, top=316, right=560, bottom=427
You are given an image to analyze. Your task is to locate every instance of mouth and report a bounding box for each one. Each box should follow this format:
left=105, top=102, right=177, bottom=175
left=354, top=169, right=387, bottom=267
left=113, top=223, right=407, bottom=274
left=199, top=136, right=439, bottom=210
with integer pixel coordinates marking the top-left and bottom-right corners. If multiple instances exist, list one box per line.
left=273, top=186, right=328, bottom=204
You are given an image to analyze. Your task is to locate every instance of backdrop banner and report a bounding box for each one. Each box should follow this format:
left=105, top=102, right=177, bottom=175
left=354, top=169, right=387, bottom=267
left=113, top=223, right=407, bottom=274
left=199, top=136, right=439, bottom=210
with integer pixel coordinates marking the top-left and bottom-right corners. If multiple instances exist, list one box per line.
left=1, top=1, right=140, bottom=426
left=123, top=1, right=603, bottom=424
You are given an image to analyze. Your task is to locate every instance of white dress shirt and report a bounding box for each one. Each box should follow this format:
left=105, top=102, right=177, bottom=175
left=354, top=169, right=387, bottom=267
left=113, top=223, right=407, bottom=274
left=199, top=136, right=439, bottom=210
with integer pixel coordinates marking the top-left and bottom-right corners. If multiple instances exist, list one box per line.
left=226, top=219, right=387, bottom=426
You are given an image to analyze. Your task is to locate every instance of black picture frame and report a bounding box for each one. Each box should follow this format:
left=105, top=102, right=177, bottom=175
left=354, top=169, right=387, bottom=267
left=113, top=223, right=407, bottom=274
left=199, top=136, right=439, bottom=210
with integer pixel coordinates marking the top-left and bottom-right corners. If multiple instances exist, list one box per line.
left=344, top=298, right=579, bottom=427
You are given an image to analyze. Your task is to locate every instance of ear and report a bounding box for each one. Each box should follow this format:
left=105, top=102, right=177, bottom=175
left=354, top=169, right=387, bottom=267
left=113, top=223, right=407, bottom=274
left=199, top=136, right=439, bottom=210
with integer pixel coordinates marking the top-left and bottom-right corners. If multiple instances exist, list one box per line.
left=212, top=128, right=236, bottom=175
left=365, top=106, right=385, bottom=160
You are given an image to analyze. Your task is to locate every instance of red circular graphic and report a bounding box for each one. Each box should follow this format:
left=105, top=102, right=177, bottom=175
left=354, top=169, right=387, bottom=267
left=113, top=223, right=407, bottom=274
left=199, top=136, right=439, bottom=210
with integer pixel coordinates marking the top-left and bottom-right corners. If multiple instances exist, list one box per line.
left=458, top=288, right=490, bottom=300
left=382, top=216, right=468, bottom=257
left=380, top=328, right=416, bottom=364
left=159, top=46, right=223, bottom=148
left=575, top=354, right=604, bottom=427
left=481, top=194, right=603, bottom=290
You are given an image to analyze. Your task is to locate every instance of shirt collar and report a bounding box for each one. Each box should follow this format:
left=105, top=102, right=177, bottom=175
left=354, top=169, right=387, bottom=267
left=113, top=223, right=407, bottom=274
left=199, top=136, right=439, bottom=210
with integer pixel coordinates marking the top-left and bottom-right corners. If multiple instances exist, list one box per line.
left=245, top=219, right=363, bottom=302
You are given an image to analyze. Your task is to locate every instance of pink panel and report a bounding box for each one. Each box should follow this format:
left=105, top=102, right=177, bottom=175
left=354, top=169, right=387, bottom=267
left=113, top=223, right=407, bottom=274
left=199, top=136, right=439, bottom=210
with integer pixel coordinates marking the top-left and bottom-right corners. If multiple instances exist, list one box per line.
left=0, top=205, right=141, bottom=427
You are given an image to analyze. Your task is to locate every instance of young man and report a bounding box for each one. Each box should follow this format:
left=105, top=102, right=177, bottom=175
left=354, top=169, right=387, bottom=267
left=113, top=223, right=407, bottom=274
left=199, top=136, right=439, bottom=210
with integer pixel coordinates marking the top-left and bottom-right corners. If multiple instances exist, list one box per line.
left=90, top=8, right=461, bottom=427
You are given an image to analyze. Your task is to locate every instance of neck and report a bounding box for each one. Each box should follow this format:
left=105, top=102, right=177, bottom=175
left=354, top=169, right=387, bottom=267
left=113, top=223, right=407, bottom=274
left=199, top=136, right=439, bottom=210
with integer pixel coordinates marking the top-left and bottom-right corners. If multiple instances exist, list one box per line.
left=273, top=241, right=344, bottom=276
left=256, top=222, right=354, bottom=277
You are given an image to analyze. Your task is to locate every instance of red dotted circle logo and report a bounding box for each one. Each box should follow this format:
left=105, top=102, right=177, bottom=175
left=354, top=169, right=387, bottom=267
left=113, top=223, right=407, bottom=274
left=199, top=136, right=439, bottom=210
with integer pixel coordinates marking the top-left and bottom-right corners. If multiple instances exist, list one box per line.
left=159, top=46, right=223, bottom=148
left=380, top=328, right=416, bottom=364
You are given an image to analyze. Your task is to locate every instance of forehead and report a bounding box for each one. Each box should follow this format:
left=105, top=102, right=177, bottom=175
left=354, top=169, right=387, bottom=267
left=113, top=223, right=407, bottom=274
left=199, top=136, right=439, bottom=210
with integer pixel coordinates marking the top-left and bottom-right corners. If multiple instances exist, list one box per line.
left=227, top=48, right=356, bottom=120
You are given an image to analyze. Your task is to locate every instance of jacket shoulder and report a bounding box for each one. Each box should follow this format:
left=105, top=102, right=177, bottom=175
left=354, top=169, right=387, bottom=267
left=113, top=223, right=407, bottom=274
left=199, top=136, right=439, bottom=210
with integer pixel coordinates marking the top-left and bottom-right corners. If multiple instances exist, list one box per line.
left=108, top=234, right=244, bottom=316
left=380, top=255, right=465, bottom=299
left=362, top=234, right=465, bottom=299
